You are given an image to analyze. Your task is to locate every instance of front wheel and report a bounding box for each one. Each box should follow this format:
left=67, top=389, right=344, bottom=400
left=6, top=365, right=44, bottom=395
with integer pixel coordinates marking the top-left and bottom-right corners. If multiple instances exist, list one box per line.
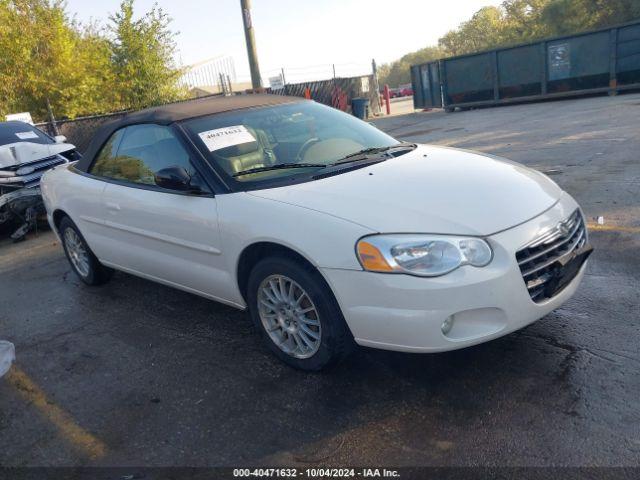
left=247, top=255, right=353, bottom=371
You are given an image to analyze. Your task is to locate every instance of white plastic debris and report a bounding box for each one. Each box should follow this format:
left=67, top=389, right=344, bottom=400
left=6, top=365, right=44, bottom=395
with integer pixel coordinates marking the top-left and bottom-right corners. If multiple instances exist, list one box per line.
left=0, top=341, right=15, bottom=378
left=597, top=216, right=605, bottom=225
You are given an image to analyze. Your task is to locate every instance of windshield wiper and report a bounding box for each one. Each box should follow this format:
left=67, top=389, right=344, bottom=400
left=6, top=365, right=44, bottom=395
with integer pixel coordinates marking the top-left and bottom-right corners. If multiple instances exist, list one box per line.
left=331, top=143, right=417, bottom=165
left=232, top=163, right=326, bottom=177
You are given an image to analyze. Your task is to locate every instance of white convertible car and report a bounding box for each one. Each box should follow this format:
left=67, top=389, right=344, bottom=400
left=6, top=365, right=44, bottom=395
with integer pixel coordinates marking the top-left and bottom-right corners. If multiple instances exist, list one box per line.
left=40, top=95, right=592, bottom=370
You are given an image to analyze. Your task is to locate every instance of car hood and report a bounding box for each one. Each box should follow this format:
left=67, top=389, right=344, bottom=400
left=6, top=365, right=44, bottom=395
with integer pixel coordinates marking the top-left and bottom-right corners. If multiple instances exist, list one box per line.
left=0, top=141, right=75, bottom=169
left=248, top=145, right=563, bottom=236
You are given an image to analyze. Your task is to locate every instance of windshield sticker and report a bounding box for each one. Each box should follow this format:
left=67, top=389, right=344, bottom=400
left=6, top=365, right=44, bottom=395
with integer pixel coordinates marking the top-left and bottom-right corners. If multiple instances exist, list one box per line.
left=198, top=125, right=256, bottom=152
left=15, top=131, right=39, bottom=140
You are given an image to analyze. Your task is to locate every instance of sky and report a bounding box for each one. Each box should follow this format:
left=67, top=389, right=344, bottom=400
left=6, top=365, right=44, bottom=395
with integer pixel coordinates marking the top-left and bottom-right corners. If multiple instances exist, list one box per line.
left=65, top=0, right=501, bottom=83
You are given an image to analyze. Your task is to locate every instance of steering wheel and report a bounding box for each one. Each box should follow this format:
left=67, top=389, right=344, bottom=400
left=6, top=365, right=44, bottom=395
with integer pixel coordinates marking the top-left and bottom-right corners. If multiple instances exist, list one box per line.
left=295, top=137, right=320, bottom=163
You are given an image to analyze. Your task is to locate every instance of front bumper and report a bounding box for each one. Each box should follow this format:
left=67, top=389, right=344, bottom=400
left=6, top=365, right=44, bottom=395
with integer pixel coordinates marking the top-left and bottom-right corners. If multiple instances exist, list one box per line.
left=321, top=194, right=588, bottom=353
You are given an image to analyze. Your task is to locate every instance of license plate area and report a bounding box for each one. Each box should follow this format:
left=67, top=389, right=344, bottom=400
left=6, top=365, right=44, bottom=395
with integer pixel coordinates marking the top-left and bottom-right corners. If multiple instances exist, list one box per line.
left=543, top=244, right=593, bottom=298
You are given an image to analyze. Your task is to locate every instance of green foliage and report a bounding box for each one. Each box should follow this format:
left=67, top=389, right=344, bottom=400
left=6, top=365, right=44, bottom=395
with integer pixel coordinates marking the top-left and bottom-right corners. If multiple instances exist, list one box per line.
left=0, top=0, right=85, bottom=120
left=500, top=0, right=553, bottom=44
left=439, top=6, right=507, bottom=57
left=539, top=0, right=640, bottom=35
left=379, top=0, right=640, bottom=86
left=378, top=46, right=445, bottom=88
left=109, top=0, right=186, bottom=111
left=0, top=0, right=187, bottom=122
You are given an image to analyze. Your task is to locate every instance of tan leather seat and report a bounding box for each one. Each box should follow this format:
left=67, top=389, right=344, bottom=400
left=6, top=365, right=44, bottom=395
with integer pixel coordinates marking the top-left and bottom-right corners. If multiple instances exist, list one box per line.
left=214, top=128, right=275, bottom=175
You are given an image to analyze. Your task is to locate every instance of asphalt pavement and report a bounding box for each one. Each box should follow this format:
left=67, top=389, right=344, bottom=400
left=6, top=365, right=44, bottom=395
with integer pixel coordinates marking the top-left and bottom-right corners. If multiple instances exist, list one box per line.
left=1, top=93, right=639, bottom=470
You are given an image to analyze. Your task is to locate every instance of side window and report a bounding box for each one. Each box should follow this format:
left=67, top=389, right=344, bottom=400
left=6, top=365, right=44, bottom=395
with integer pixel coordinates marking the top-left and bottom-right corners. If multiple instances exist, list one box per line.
left=90, top=124, right=198, bottom=187
left=90, top=129, right=125, bottom=176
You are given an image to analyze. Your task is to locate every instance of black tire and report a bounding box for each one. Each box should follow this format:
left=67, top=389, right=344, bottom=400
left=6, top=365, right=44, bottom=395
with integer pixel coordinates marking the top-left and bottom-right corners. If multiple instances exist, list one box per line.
left=247, top=255, right=353, bottom=371
left=58, top=216, right=113, bottom=286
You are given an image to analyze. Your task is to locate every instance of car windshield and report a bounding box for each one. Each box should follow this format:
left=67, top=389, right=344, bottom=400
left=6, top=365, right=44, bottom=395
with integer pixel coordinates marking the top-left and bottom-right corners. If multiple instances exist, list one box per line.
left=0, top=122, right=53, bottom=146
left=183, top=101, right=400, bottom=187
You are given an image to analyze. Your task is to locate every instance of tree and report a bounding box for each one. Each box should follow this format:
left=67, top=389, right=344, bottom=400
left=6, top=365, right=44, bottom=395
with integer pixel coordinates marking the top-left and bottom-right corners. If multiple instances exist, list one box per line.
left=108, top=0, right=186, bottom=111
left=540, top=0, right=640, bottom=35
left=0, top=0, right=26, bottom=115
left=0, top=0, right=187, bottom=121
left=0, top=0, right=81, bottom=119
left=438, top=6, right=507, bottom=56
left=57, top=21, right=119, bottom=118
left=379, top=0, right=640, bottom=87
left=501, top=0, right=553, bottom=43
left=379, top=46, right=444, bottom=87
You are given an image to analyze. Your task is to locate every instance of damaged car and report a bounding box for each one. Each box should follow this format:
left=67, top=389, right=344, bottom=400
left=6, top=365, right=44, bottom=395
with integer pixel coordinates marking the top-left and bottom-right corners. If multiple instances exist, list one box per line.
left=0, top=121, right=79, bottom=240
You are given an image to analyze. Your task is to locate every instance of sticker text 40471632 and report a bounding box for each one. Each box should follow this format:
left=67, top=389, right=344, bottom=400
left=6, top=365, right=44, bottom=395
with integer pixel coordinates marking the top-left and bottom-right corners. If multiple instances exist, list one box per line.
left=198, top=125, right=256, bottom=152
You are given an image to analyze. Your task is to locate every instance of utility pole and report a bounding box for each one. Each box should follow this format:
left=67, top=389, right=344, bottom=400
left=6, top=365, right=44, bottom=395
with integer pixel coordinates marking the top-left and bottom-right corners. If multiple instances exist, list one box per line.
left=219, top=73, right=226, bottom=94
left=371, top=58, right=381, bottom=114
left=240, top=0, right=262, bottom=89
left=45, top=97, right=59, bottom=136
left=281, top=67, right=288, bottom=95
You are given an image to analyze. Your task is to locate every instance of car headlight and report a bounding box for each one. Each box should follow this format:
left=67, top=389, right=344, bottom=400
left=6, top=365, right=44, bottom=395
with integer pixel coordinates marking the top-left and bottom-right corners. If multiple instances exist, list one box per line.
left=356, top=234, right=492, bottom=277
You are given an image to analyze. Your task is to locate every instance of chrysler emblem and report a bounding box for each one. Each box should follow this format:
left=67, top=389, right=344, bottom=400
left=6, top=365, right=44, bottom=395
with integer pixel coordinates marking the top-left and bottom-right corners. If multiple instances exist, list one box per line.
left=558, top=222, right=570, bottom=236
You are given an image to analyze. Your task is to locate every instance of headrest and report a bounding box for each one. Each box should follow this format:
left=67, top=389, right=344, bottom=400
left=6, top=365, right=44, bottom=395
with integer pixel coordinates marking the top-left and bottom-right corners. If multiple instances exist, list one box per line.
left=215, top=140, right=260, bottom=158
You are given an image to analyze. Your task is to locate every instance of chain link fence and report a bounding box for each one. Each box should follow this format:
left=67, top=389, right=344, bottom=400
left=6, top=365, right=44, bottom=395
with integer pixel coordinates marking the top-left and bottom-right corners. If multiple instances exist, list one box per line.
left=34, top=92, right=226, bottom=154
left=273, top=74, right=381, bottom=116
left=34, top=75, right=381, bottom=154
left=35, top=111, right=128, bottom=154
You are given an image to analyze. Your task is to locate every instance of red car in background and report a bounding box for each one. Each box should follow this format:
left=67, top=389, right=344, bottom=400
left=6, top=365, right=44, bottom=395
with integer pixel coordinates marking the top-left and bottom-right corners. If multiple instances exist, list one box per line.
left=379, top=86, right=413, bottom=100
left=380, top=88, right=400, bottom=98
left=398, top=84, right=414, bottom=97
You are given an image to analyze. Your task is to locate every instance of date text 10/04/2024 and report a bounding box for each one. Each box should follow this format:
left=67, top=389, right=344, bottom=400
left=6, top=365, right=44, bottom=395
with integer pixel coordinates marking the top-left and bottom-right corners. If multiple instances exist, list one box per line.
left=232, top=468, right=401, bottom=478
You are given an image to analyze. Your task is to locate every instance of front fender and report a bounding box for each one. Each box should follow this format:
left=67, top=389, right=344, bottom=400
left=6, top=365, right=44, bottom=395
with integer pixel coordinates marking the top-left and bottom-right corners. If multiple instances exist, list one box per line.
left=217, top=192, right=374, bottom=304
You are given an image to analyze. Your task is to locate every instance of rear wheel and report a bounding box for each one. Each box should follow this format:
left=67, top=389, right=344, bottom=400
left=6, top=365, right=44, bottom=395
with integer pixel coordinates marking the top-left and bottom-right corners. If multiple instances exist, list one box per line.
left=59, top=216, right=113, bottom=286
left=247, top=255, right=353, bottom=371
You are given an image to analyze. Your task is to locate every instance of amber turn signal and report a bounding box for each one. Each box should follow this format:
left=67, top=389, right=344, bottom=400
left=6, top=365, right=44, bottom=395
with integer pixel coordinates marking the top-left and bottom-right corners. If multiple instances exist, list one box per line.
left=357, top=240, right=393, bottom=272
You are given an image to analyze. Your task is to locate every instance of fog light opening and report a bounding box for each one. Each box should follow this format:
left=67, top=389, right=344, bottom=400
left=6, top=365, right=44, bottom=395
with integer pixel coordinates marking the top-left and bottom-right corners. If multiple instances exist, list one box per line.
left=441, top=315, right=454, bottom=335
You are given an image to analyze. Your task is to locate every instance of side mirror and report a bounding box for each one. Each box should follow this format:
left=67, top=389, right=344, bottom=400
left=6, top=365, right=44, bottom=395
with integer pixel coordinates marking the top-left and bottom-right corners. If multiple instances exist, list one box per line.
left=154, top=166, right=200, bottom=192
left=54, top=135, right=67, bottom=143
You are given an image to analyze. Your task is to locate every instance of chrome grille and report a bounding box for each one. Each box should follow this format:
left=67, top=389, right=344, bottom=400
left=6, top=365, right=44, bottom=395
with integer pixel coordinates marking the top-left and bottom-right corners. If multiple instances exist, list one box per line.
left=516, top=209, right=587, bottom=302
left=20, top=155, right=65, bottom=171
left=0, top=155, right=67, bottom=189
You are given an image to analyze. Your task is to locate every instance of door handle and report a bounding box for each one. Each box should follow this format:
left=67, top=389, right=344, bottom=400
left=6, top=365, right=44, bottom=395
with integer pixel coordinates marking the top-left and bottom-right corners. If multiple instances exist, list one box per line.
left=106, top=202, right=121, bottom=212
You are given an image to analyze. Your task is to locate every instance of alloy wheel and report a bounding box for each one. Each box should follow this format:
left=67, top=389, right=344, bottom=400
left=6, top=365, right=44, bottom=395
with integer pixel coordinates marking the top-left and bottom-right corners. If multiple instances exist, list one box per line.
left=64, top=228, right=90, bottom=278
left=257, top=274, right=322, bottom=359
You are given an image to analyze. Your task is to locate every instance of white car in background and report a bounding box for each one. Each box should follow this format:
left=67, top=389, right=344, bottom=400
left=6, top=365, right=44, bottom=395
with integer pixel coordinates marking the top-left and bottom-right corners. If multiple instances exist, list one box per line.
left=0, top=121, right=78, bottom=240
left=40, top=95, right=592, bottom=370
